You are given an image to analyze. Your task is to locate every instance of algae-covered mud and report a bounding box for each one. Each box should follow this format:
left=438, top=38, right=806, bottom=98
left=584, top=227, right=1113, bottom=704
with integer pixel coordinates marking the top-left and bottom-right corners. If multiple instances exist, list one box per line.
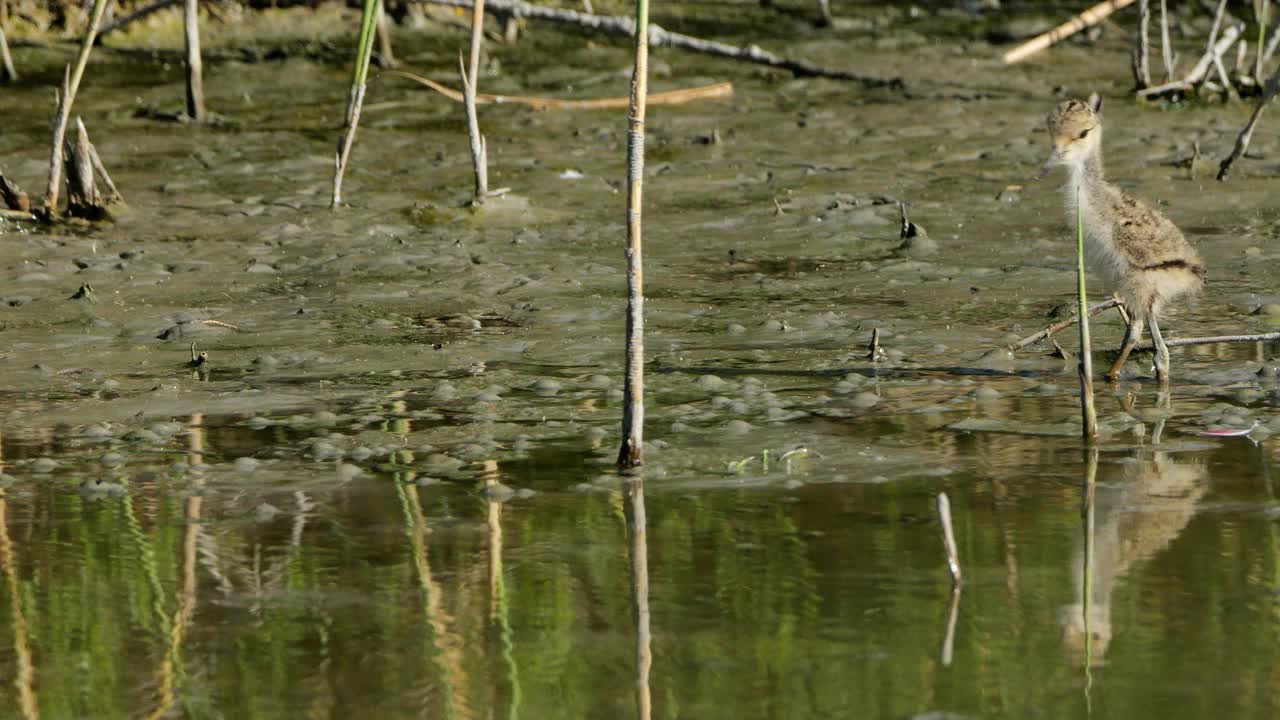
left=3, top=3, right=1280, bottom=718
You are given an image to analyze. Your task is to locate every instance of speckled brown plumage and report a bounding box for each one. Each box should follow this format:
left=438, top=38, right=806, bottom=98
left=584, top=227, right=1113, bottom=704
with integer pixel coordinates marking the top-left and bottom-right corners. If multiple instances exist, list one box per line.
left=1043, top=95, right=1205, bottom=383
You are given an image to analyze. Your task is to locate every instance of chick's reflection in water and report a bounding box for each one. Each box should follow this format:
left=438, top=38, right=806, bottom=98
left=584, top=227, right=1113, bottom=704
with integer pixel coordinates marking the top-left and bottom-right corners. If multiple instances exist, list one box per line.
left=1060, top=445, right=1208, bottom=662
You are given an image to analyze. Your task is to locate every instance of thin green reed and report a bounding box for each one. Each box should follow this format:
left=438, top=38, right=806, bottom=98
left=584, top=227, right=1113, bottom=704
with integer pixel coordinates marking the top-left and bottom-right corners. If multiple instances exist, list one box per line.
left=331, top=0, right=382, bottom=207
left=1076, top=184, right=1098, bottom=440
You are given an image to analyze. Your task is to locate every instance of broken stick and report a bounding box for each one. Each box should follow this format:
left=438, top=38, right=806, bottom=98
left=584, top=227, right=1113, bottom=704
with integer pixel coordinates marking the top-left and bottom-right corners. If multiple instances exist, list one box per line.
left=1009, top=298, right=1123, bottom=351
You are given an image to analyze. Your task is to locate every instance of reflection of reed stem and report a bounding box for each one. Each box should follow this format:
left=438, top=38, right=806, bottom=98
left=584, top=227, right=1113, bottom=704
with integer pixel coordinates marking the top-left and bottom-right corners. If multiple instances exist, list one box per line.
left=397, top=483, right=472, bottom=719
left=1082, top=447, right=1099, bottom=693
left=626, top=480, right=652, bottom=720
left=147, top=494, right=201, bottom=720
left=484, top=464, right=521, bottom=720
left=0, top=493, right=39, bottom=720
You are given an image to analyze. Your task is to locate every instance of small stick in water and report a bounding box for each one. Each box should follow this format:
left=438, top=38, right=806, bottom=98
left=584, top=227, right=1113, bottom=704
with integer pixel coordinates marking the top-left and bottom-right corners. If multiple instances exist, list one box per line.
left=937, top=492, right=962, bottom=588
left=1159, top=0, right=1174, bottom=80
left=866, top=328, right=886, bottom=362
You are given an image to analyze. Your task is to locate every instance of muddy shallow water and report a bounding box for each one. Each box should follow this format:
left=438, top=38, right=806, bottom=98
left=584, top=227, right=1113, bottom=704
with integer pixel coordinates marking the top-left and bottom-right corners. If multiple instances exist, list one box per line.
left=3, top=3, right=1280, bottom=718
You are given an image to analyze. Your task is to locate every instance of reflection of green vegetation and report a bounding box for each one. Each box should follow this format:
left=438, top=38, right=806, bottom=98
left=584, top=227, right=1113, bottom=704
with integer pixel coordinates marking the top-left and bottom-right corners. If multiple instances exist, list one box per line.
left=4, top=441, right=1280, bottom=718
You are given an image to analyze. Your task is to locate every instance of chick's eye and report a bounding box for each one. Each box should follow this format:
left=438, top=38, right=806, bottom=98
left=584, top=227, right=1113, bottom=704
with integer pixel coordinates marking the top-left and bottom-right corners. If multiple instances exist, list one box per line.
left=1077, top=128, right=1092, bottom=140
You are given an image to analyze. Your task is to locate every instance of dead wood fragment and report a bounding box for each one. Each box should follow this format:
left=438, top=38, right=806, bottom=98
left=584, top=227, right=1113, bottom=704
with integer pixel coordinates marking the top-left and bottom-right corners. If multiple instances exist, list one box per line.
left=0, top=171, right=30, bottom=212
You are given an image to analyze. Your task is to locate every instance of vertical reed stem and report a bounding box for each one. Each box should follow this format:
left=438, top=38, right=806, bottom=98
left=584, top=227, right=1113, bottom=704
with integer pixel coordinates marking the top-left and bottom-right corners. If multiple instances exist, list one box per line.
left=183, top=0, right=205, bottom=122
left=1159, top=0, right=1173, bottom=80
left=44, top=0, right=110, bottom=216
left=1135, top=0, right=1151, bottom=88
left=1076, top=185, right=1098, bottom=440
left=617, top=0, right=649, bottom=468
left=463, top=0, right=489, bottom=204
left=1258, top=0, right=1270, bottom=82
left=331, top=0, right=381, bottom=208
left=375, top=1, right=396, bottom=68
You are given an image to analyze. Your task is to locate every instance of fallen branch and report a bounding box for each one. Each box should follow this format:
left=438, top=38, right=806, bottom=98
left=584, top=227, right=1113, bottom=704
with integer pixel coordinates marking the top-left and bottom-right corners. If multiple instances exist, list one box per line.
left=1009, top=298, right=1122, bottom=351
left=416, top=0, right=901, bottom=88
left=1002, top=0, right=1136, bottom=65
left=1132, top=331, right=1280, bottom=350
left=384, top=70, right=732, bottom=108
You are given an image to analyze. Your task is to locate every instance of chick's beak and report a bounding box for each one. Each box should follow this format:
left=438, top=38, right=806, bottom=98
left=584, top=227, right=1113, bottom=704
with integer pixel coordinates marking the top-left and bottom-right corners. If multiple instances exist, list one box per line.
left=1035, top=149, right=1062, bottom=180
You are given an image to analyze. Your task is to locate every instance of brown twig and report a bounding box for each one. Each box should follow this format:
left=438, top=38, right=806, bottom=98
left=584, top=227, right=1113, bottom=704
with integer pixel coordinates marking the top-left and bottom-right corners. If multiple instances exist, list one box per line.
left=1002, top=0, right=1136, bottom=64
left=384, top=70, right=732, bottom=109
left=418, top=0, right=901, bottom=88
left=1217, top=71, right=1280, bottom=180
left=1008, top=298, right=1123, bottom=351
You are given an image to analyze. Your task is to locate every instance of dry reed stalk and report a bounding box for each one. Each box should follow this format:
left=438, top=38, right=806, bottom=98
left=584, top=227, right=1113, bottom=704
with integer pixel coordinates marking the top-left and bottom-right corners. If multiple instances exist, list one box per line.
left=183, top=0, right=205, bottom=121
left=44, top=0, right=110, bottom=216
left=1159, top=0, right=1174, bottom=79
left=1002, top=0, right=1136, bottom=64
left=617, top=0, right=649, bottom=468
left=375, top=1, right=397, bottom=68
left=1134, top=0, right=1151, bottom=87
left=463, top=0, right=489, bottom=204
